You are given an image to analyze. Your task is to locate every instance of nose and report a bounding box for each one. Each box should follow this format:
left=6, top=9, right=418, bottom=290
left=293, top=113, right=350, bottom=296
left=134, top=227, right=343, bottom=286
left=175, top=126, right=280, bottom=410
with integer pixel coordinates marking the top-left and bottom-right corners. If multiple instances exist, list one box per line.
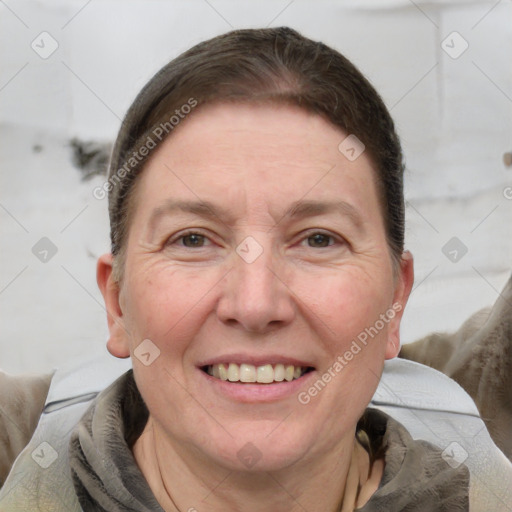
left=216, top=244, right=296, bottom=334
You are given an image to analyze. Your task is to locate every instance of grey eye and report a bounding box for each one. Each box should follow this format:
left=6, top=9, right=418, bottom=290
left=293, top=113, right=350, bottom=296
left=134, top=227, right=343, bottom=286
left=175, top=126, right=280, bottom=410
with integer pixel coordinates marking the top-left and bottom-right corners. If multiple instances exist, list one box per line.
left=307, top=233, right=332, bottom=248
left=181, top=233, right=206, bottom=247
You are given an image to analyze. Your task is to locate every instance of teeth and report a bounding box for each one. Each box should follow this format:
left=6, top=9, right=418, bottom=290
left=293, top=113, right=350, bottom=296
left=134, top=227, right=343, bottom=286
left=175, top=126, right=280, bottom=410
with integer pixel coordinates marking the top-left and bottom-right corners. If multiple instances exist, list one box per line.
left=274, top=364, right=285, bottom=382
left=240, top=364, right=256, bottom=383
left=257, top=364, right=273, bottom=383
left=205, top=363, right=309, bottom=383
left=218, top=363, right=228, bottom=381
left=227, top=363, right=240, bottom=382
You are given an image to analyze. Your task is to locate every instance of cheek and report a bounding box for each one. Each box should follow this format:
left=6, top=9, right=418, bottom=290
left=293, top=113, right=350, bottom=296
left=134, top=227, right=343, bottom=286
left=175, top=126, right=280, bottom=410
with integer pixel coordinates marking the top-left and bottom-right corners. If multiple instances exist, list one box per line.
left=122, top=264, right=220, bottom=353
left=298, top=269, right=392, bottom=349
left=301, top=272, right=392, bottom=414
left=124, top=270, right=213, bottom=410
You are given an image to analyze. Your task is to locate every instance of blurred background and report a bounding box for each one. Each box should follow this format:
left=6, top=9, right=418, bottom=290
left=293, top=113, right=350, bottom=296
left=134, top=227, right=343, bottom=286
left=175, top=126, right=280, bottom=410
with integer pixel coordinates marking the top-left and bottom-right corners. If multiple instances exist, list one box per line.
left=0, top=0, right=511, bottom=374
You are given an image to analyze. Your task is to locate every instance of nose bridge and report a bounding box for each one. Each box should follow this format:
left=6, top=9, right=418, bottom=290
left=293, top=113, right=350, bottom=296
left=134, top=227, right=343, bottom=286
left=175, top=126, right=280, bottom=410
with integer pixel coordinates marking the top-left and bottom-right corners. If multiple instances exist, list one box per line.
left=217, top=237, right=294, bottom=332
left=237, top=244, right=275, bottom=297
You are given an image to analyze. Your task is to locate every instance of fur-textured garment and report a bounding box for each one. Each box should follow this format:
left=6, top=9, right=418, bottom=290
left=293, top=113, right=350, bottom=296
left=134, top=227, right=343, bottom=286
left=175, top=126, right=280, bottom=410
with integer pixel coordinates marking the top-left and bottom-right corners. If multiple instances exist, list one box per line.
left=0, top=371, right=53, bottom=487
left=69, top=371, right=469, bottom=511
left=400, top=273, right=512, bottom=460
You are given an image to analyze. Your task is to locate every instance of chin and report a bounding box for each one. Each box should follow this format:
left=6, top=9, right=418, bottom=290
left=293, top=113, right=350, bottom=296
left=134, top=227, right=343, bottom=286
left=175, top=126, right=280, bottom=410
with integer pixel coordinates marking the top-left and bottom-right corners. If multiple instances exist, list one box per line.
left=196, top=423, right=318, bottom=473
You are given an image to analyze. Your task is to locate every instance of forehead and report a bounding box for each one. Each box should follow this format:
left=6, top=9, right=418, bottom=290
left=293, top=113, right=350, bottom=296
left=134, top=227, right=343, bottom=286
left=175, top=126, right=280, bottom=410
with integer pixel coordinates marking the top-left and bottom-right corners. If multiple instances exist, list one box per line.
left=131, top=102, right=381, bottom=224
left=153, top=101, right=350, bottom=170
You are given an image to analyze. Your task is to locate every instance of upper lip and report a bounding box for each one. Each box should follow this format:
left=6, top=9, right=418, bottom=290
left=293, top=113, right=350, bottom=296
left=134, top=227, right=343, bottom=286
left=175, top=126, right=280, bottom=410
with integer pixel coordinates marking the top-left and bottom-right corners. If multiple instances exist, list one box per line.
left=197, top=354, right=315, bottom=368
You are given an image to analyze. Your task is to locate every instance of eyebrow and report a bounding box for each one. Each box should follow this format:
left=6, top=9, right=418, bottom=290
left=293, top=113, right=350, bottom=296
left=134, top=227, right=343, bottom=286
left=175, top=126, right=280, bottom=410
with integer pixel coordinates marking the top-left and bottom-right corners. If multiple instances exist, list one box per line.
left=284, top=200, right=364, bottom=230
left=148, top=199, right=235, bottom=234
left=148, top=198, right=364, bottom=233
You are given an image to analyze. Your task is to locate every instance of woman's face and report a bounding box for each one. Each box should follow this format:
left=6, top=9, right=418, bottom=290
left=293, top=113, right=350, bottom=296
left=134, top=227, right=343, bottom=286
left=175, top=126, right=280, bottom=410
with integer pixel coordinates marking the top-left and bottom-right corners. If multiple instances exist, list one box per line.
left=100, top=102, right=413, bottom=472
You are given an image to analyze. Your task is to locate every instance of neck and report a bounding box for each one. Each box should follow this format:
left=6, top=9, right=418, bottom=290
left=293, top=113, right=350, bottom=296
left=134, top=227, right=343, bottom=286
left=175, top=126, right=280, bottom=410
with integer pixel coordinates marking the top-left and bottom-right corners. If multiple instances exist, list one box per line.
left=132, top=417, right=381, bottom=512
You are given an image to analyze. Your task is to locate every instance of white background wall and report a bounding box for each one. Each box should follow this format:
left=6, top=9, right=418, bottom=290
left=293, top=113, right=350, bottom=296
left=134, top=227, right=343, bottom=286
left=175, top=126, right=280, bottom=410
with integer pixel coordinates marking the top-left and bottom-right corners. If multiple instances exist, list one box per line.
left=0, top=0, right=511, bottom=374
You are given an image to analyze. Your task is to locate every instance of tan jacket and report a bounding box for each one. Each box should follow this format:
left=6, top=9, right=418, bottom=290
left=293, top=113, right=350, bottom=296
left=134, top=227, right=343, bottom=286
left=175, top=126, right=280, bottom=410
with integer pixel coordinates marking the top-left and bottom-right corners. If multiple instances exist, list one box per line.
left=400, top=273, right=512, bottom=460
left=0, top=372, right=52, bottom=486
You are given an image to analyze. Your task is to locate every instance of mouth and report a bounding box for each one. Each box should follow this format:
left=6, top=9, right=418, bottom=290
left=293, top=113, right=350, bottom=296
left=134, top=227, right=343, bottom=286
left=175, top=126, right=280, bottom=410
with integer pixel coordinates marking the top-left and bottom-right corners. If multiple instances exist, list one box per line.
left=201, top=363, right=315, bottom=384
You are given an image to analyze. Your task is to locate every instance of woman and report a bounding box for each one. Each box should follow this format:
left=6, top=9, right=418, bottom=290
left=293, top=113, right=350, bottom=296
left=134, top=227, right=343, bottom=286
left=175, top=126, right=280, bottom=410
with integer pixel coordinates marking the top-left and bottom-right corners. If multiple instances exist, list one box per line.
left=1, top=27, right=510, bottom=511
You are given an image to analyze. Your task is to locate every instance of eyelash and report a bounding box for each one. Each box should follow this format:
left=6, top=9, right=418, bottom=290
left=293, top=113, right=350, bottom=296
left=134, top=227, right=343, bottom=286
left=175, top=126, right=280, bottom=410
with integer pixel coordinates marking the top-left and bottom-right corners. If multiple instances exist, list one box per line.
left=166, top=229, right=344, bottom=249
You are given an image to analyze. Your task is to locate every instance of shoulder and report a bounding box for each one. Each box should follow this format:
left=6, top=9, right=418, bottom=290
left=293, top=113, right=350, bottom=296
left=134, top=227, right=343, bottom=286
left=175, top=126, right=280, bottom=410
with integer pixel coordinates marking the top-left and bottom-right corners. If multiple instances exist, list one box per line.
left=359, top=407, right=470, bottom=511
left=372, top=359, right=512, bottom=511
left=0, top=371, right=53, bottom=487
left=0, top=356, right=131, bottom=510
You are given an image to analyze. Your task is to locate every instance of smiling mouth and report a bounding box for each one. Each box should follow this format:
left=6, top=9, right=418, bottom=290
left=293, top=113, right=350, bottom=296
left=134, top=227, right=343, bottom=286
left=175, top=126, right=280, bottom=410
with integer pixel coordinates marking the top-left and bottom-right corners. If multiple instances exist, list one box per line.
left=201, top=363, right=314, bottom=384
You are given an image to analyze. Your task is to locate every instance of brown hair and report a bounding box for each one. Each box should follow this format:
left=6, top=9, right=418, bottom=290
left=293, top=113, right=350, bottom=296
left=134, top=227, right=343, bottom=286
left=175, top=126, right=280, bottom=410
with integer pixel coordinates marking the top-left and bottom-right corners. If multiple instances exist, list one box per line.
left=107, top=27, right=405, bottom=280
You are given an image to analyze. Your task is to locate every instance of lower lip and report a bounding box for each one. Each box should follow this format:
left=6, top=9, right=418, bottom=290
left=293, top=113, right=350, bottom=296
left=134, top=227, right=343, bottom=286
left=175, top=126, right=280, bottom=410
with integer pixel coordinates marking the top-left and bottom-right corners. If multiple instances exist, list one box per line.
left=198, top=368, right=316, bottom=403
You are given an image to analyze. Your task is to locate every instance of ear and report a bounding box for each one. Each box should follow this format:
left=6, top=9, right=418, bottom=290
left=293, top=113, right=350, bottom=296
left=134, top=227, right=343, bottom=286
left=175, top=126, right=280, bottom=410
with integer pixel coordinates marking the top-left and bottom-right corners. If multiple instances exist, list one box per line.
left=385, top=251, right=414, bottom=359
left=97, top=253, right=130, bottom=358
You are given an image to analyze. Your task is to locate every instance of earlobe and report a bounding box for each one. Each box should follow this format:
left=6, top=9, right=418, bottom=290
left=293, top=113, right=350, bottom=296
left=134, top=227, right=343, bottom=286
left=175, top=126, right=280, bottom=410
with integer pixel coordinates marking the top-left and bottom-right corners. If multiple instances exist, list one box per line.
left=385, top=251, right=414, bottom=360
left=97, top=253, right=131, bottom=359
